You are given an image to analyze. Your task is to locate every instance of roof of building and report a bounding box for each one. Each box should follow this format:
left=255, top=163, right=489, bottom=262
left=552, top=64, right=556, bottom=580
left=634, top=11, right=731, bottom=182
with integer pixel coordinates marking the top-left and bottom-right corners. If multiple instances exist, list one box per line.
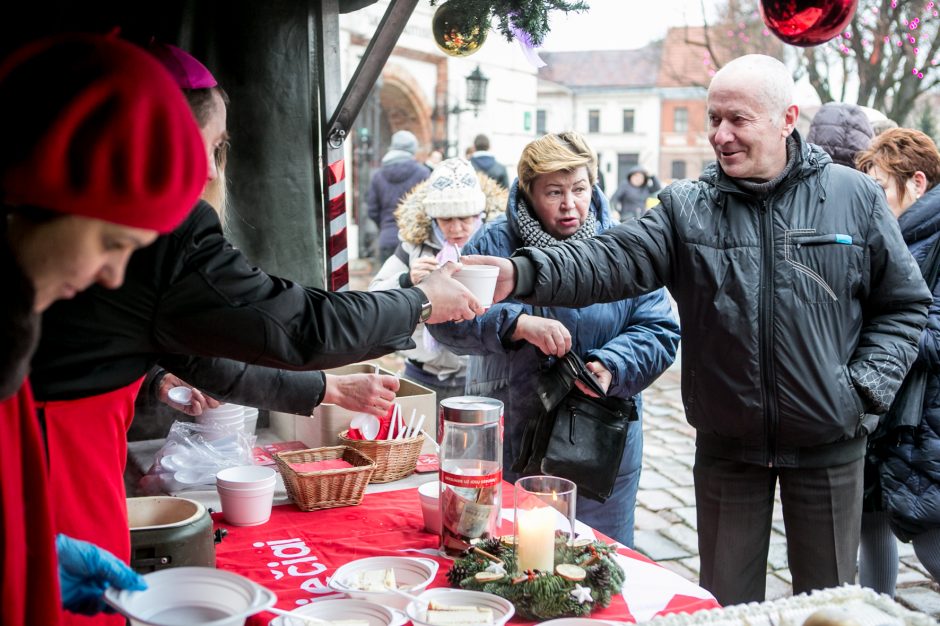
left=538, top=43, right=662, bottom=89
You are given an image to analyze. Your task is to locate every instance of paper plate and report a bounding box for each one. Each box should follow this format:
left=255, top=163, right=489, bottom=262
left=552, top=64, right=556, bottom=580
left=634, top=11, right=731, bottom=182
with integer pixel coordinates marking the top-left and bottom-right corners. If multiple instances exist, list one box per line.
left=104, top=566, right=275, bottom=626
left=328, top=556, right=439, bottom=610
left=267, top=599, right=405, bottom=626
left=406, top=588, right=514, bottom=626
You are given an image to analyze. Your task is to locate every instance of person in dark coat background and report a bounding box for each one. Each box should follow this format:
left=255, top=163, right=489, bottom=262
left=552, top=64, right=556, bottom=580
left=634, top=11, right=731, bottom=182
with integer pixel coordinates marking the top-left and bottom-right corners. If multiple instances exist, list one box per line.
left=469, top=133, right=510, bottom=189
left=611, top=166, right=660, bottom=222
left=856, top=128, right=940, bottom=595
left=367, top=129, right=431, bottom=263
left=806, top=102, right=874, bottom=168
left=430, top=132, right=679, bottom=546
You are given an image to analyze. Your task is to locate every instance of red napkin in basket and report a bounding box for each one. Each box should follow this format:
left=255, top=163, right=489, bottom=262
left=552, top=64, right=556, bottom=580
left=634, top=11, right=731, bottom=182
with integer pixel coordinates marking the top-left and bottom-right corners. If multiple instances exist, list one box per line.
left=345, top=428, right=364, bottom=440
left=289, top=459, right=354, bottom=473
left=375, top=405, right=395, bottom=440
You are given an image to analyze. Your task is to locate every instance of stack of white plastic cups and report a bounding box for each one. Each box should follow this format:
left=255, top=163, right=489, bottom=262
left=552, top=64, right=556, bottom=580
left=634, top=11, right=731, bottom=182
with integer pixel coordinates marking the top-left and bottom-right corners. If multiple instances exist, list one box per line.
left=242, top=407, right=259, bottom=436
left=215, top=465, right=277, bottom=526
left=195, top=403, right=245, bottom=439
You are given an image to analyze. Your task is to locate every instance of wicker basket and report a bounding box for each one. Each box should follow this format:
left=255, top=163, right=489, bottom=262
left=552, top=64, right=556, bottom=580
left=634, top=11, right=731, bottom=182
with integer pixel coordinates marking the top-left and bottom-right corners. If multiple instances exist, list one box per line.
left=337, top=431, right=425, bottom=483
left=274, top=446, right=375, bottom=511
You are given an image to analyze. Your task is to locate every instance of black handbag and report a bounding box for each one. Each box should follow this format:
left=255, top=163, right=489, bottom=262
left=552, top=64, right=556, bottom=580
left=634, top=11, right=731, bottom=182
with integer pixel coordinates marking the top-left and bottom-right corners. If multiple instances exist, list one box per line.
left=513, top=342, right=638, bottom=503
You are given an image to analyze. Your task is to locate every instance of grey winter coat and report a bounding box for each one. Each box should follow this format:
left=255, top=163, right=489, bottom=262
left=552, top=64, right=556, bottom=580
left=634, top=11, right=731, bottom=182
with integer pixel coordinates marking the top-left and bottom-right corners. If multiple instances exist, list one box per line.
left=510, top=131, right=931, bottom=468
left=806, top=102, right=874, bottom=169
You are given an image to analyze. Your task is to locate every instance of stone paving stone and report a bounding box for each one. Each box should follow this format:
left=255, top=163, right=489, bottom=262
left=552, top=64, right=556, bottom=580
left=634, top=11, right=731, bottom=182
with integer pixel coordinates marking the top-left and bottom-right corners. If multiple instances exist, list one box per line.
left=673, top=506, right=698, bottom=528
left=774, top=568, right=792, bottom=584
left=674, top=453, right=696, bottom=469
left=898, top=539, right=916, bottom=559
left=635, top=507, right=671, bottom=531
left=644, top=443, right=672, bottom=458
left=658, top=429, right=694, bottom=444
left=765, top=573, right=793, bottom=601
left=767, top=542, right=790, bottom=571
left=666, top=486, right=696, bottom=506
left=636, top=488, right=684, bottom=512
left=644, top=404, right=674, bottom=417
left=634, top=529, right=693, bottom=561
left=657, top=558, right=698, bottom=581
left=679, top=556, right=702, bottom=579
left=771, top=520, right=786, bottom=536
left=896, top=586, right=940, bottom=618
left=899, top=565, right=932, bottom=586
left=639, top=469, right=678, bottom=490
left=661, top=523, right=700, bottom=552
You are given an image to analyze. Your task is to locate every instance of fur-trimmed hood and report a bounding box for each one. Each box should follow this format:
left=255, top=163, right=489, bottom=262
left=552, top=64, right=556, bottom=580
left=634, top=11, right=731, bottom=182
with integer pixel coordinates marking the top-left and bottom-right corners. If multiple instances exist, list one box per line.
left=394, top=172, right=508, bottom=245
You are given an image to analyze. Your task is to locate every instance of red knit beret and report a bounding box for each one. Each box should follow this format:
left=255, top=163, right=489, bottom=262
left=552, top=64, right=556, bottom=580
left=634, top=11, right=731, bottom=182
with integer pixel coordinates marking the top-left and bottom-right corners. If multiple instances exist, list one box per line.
left=0, top=34, right=207, bottom=233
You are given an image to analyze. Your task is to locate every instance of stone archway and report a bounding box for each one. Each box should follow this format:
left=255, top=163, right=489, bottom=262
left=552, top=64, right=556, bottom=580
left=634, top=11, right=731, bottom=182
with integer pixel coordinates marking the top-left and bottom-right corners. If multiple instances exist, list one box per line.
left=378, top=63, right=433, bottom=158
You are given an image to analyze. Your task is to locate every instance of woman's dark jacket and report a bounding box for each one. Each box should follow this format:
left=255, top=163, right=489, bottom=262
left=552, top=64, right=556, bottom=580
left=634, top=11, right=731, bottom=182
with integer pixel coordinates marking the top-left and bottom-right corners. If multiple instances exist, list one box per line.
left=429, top=182, right=680, bottom=471
left=30, top=201, right=425, bottom=411
left=877, top=184, right=940, bottom=540
left=509, top=132, right=930, bottom=468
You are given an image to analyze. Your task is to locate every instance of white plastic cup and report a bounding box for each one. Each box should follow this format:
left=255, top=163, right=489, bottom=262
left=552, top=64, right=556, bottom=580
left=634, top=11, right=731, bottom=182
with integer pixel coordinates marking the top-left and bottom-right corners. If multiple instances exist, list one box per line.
left=418, top=480, right=441, bottom=535
left=453, top=265, right=499, bottom=308
left=216, top=471, right=275, bottom=527
left=216, top=465, right=276, bottom=490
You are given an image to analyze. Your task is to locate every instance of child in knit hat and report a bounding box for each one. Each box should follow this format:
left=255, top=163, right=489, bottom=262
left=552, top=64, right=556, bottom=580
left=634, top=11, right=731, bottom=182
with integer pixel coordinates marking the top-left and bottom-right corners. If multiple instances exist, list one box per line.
left=369, top=158, right=506, bottom=400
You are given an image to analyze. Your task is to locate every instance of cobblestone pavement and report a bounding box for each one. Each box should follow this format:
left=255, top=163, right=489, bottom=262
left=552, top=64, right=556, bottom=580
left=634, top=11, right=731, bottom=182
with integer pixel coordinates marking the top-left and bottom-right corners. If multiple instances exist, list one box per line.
left=351, top=259, right=940, bottom=619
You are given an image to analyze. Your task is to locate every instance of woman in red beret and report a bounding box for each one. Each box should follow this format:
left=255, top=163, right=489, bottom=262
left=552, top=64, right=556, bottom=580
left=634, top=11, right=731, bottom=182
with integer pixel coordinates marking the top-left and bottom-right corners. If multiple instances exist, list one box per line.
left=0, top=33, right=207, bottom=626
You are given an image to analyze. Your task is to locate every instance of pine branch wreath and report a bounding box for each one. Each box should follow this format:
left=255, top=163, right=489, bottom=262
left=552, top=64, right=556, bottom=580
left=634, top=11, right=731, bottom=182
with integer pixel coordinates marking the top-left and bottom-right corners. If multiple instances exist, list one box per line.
left=447, top=535, right=625, bottom=620
left=429, top=0, right=590, bottom=46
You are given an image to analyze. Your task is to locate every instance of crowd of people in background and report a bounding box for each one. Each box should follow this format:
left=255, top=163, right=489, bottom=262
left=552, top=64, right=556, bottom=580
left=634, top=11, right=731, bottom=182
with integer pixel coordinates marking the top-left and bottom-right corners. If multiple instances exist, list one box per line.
left=4, top=22, right=940, bottom=625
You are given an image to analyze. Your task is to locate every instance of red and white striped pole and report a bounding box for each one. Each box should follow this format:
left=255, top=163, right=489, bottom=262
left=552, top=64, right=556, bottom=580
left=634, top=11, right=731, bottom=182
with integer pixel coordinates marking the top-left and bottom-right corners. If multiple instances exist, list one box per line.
left=325, top=159, right=349, bottom=292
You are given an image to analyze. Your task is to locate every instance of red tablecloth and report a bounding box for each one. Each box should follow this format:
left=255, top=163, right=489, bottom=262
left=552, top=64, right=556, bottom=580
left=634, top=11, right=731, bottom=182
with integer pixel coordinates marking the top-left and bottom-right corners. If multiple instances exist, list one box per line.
left=214, top=487, right=719, bottom=625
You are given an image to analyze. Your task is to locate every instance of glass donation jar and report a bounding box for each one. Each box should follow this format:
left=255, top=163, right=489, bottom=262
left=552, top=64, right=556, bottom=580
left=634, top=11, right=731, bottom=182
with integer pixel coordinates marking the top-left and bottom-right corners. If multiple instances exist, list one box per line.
left=438, top=396, right=503, bottom=557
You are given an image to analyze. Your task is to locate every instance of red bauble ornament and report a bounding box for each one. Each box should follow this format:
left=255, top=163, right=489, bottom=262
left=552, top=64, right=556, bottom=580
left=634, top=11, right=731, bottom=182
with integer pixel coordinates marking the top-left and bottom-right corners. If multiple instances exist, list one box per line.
left=759, top=0, right=858, bottom=47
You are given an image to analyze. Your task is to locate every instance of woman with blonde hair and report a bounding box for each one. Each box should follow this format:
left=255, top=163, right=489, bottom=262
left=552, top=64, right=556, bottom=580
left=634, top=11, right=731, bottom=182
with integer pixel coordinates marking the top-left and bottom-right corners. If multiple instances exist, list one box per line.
left=430, top=132, right=679, bottom=544
left=856, top=128, right=940, bottom=593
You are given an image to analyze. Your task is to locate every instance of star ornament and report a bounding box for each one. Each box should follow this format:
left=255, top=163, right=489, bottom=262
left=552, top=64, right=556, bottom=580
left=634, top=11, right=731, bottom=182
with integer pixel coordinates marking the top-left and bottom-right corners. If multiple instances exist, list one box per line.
left=570, top=583, right=593, bottom=604
left=485, top=562, right=507, bottom=576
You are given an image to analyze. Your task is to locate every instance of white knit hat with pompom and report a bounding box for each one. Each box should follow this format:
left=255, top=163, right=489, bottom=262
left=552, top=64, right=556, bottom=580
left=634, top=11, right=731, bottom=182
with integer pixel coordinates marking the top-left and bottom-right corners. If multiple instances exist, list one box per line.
left=423, top=158, right=486, bottom=218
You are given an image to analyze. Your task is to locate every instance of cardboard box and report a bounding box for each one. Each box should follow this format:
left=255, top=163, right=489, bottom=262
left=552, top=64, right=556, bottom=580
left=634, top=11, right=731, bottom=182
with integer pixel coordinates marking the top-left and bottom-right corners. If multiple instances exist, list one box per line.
left=270, top=363, right=438, bottom=452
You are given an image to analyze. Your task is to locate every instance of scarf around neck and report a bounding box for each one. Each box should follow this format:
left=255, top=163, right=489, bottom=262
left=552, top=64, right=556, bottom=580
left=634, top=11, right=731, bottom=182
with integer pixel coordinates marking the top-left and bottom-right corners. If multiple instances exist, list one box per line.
left=516, top=195, right=598, bottom=248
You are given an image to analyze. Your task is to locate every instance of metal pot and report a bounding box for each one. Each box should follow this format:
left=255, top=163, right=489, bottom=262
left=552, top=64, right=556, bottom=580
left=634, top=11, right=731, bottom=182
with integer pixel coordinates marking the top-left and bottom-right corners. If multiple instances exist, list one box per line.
left=128, top=496, right=215, bottom=573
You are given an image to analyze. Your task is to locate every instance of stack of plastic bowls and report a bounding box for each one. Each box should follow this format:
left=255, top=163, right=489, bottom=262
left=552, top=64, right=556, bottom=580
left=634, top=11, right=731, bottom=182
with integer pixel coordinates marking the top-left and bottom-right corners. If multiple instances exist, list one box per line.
left=242, top=407, right=259, bottom=436
left=195, top=403, right=245, bottom=439
left=215, top=465, right=276, bottom=526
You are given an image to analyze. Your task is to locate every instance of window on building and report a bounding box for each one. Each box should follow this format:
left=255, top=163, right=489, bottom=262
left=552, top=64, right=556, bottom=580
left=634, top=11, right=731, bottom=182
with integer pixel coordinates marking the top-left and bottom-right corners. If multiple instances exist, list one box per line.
left=671, top=160, right=687, bottom=179
left=618, top=153, right=639, bottom=181
left=623, top=109, right=635, bottom=133
left=588, top=109, right=600, bottom=133
left=536, top=109, right=547, bottom=135
left=674, top=107, right=689, bottom=132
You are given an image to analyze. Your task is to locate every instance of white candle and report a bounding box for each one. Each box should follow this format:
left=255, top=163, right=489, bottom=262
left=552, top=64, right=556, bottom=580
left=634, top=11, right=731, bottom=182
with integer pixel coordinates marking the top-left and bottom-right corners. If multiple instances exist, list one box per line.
left=516, top=506, right=555, bottom=572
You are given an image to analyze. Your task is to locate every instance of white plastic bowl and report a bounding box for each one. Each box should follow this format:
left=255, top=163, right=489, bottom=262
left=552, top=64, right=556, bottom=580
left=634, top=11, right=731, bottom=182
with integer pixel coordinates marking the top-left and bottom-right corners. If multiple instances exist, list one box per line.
left=167, top=386, right=193, bottom=406
left=104, top=566, right=275, bottom=626
left=406, top=588, right=514, bottom=626
left=328, top=556, right=439, bottom=610
left=267, top=599, right=404, bottom=626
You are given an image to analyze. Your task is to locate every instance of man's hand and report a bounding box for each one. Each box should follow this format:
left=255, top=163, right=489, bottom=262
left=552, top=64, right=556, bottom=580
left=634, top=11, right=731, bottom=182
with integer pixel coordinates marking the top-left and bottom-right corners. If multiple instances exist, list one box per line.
left=416, top=262, right=484, bottom=324
left=322, top=373, right=400, bottom=417
left=409, top=256, right=439, bottom=286
left=56, top=534, right=146, bottom=615
left=574, top=360, right=612, bottom=398
left=511, top=314, right=572, bottom=356
left=157, top=373, right=220, bottom=416
left=461, top=255, right=515, bottom=303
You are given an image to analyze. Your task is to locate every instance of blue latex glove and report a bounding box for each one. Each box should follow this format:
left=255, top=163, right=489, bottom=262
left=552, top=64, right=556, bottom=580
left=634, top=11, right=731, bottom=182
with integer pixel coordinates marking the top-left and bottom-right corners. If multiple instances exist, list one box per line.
left=56, top=534, right=147, bottom=615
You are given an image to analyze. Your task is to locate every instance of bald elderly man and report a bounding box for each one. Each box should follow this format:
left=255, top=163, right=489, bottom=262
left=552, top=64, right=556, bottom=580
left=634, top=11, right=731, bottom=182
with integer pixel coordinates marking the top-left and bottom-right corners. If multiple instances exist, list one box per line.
left=451, top=55, right=930, bottom=604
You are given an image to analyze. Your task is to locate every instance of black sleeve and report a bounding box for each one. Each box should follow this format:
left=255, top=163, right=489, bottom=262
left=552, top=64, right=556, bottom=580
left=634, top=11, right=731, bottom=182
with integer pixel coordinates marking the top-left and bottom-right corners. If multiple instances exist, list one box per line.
left=158, top=354, right=326, bottom=415
left=152, top=204, right=425, bottom=370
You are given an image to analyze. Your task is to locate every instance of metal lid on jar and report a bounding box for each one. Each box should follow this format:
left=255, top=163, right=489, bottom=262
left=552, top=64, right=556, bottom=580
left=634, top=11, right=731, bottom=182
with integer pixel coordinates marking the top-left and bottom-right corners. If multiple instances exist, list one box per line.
left=439, top=396, right=503, bottom=424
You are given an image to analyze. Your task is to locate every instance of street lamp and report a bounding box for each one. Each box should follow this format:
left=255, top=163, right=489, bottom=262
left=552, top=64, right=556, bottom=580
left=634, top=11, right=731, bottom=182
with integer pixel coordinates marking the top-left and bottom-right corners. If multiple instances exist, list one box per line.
left=451, top=65, right=489, bottom=117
